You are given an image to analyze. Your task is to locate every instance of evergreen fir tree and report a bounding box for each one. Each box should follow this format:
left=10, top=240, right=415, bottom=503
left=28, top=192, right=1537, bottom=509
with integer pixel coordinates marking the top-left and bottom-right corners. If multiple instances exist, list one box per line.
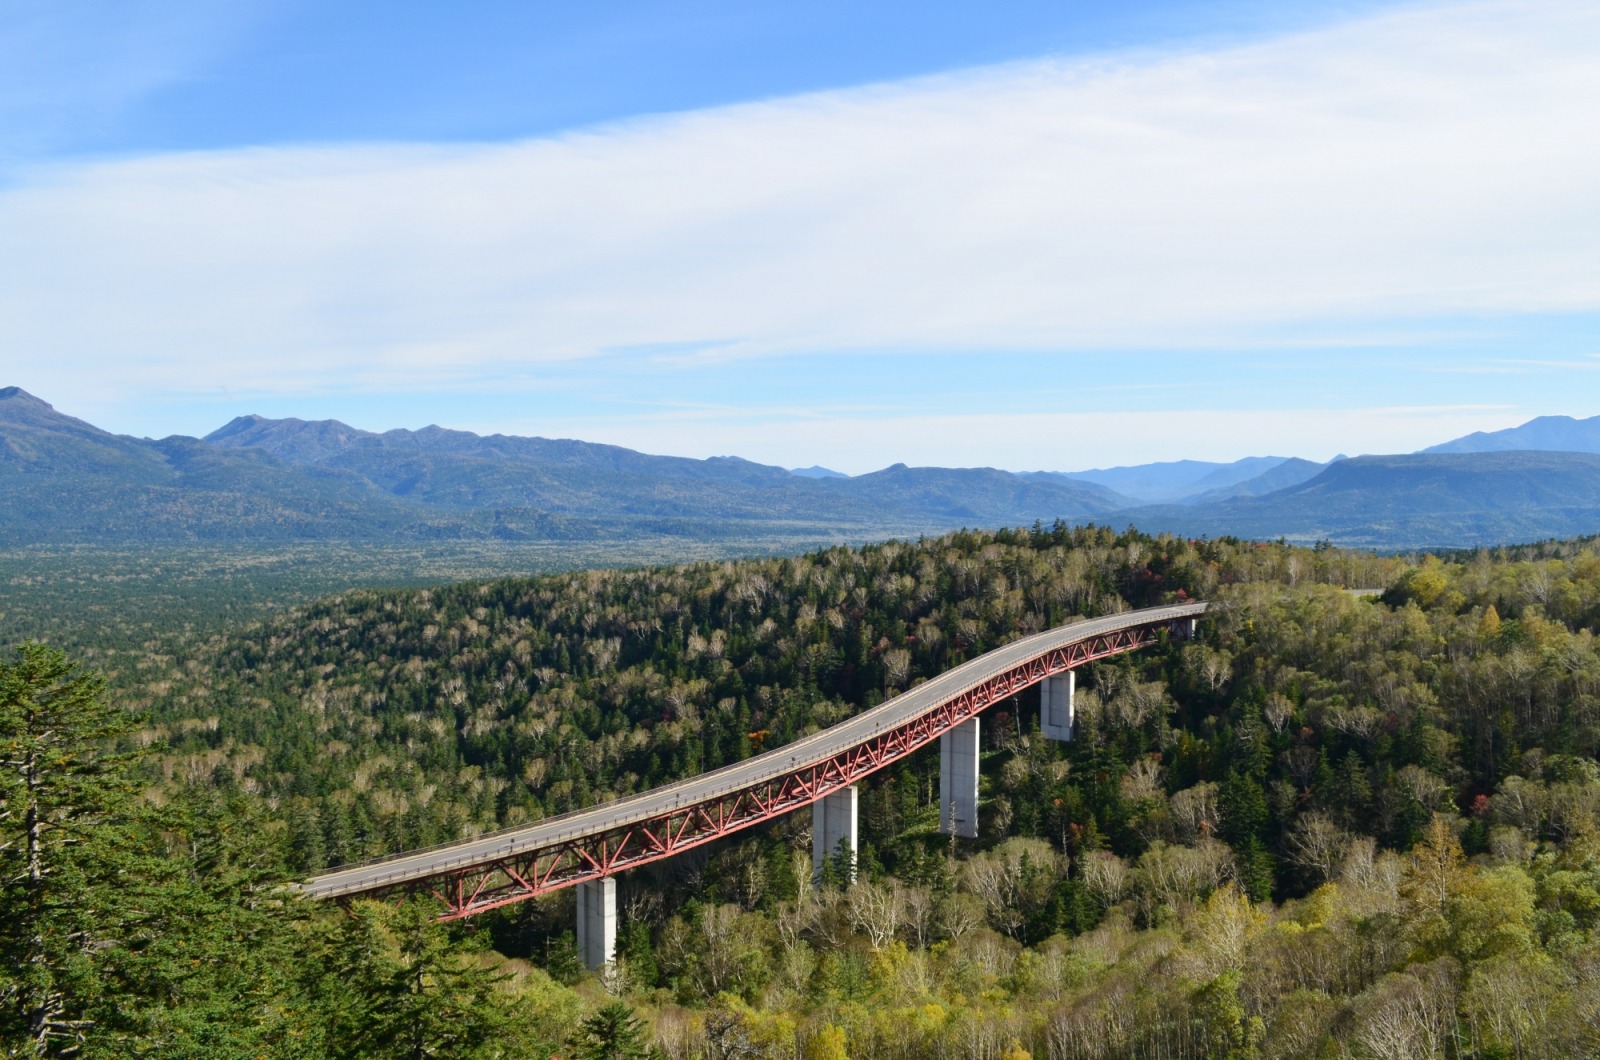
left=570, top=1000, right=656, bottom=1060
left=306, top=899, right=511, bottom=1060
left=0, top=644, right=135, bottom=1055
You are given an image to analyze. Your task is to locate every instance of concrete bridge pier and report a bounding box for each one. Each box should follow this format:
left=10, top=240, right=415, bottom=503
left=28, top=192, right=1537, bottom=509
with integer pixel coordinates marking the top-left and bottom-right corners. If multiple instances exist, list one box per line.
left=576, top=877, right=617, bottom=971
left=812, top=785, right=858, bottom=883
left=939, top=718, right=980, bottom=838
left=1040, top=670, right=1075, bottom=741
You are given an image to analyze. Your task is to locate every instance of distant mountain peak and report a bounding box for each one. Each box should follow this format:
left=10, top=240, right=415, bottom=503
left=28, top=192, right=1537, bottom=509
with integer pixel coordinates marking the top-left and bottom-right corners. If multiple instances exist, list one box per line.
left=1052, top=455, right=1291, bottom=505
left=204, top=414, right=377, bottom=464
left=205, top=414, right=269, bottom=439
left=790, top=465, right=848, bottom=479
left=1179, top=456, right=1328, bottom=505
left=205, top=413, right=360, bottom=440
left=1423, top=414, right=1600, bottom=455
left=0, top=387, right=116, bottom=438
left=0, top=386, right=52, bottom=408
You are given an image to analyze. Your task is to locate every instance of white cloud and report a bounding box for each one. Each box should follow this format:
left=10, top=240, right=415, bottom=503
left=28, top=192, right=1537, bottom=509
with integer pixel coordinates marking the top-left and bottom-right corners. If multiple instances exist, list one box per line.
left=1, top=0, right=1597, bottom=407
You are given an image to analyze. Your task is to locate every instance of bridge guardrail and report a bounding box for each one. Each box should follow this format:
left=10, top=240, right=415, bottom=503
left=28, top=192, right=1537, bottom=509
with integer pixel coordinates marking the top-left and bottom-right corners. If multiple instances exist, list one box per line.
left=302, top=602, right=1207, bottom=898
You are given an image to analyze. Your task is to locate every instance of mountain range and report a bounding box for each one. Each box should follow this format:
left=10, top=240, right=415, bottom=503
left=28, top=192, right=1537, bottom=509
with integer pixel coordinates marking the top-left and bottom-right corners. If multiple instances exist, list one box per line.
left=4, top=386, right=1600, bottom=550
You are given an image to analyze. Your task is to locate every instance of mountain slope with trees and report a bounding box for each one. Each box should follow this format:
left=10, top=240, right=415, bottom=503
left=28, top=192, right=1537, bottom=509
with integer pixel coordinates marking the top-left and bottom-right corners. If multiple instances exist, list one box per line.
left=0, top=387, right=479, bottom=544
left=1, top=525, right=1575, bottom=1055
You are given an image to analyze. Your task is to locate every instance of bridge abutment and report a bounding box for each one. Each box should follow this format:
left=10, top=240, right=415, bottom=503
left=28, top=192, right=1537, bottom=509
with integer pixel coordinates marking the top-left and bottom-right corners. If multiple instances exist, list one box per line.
left=576, top=877, right=617, bottom=971
left=939, top=718, right=980, bottom=838
left=812, top=785, right=858, bottom=882
left=1041, top=670, right=1075, bottom=741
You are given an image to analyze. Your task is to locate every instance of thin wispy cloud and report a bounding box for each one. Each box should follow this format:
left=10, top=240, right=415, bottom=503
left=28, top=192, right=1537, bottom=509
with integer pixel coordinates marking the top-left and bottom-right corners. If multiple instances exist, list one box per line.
left=1489, top=357, right=1600, bottom=371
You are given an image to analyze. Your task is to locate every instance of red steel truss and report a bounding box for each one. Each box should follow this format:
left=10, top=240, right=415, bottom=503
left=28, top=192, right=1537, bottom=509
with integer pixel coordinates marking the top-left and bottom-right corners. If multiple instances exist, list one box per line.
left=379, top=617, right=1186, bottom=920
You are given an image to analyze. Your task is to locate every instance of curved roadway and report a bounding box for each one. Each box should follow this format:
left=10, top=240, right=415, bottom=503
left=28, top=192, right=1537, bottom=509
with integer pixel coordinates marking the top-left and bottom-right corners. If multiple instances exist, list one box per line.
left=302, top=601, right=1207, bottom=900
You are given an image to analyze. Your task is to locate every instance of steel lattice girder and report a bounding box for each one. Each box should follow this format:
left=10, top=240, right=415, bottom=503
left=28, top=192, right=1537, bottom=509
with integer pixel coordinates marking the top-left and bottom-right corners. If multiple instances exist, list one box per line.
left=401, top=619, right=1182, bottom=920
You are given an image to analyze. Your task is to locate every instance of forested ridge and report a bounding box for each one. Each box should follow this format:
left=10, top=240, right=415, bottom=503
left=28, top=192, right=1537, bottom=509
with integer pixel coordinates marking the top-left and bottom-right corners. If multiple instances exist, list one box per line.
left=8, top=525, right=1600, bottom=1057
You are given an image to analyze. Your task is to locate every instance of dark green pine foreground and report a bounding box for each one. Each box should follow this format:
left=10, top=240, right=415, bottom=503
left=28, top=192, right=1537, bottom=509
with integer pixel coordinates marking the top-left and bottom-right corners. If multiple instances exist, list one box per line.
left=6, top=524, right=1600, bottom=1057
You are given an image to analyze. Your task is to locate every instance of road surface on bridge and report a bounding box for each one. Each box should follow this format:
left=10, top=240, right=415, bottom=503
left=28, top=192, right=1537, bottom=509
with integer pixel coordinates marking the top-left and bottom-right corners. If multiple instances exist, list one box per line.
left=301, top=601, right=1207, bottom=904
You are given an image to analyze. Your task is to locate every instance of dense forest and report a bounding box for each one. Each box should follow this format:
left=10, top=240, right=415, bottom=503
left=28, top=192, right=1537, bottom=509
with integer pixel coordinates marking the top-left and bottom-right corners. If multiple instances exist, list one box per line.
left=0, top=538, right=808, bottom=658
left=7, top=525, right=1600, bottom=1056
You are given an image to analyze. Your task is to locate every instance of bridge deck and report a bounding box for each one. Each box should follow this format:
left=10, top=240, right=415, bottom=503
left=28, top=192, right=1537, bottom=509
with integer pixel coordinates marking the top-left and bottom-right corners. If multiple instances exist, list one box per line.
left=301, top=601, right=1206, bottom=904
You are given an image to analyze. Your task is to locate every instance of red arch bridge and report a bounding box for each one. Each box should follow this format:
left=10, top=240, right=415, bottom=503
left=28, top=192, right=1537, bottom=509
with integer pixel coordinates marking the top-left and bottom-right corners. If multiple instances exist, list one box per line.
left=299, top=601, right=1206, bottom=968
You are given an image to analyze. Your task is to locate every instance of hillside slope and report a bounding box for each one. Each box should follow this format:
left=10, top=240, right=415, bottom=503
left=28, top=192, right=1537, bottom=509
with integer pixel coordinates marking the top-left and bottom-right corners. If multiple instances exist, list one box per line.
left=1113, top=451, right=1600, bottom=548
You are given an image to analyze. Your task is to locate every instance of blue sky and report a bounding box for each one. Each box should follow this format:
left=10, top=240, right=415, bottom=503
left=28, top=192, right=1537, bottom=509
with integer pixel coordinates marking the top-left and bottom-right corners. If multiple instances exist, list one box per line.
left=4, top=1, right=1397, bottom=159
left=2, top=0, right=1596, bottom=472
